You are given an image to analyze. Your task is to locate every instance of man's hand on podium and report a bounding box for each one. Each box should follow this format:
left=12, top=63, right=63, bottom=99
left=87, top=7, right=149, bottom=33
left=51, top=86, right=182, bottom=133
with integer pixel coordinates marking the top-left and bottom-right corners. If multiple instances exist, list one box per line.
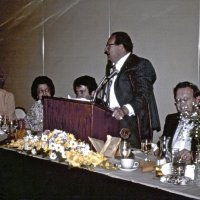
left=112, top=106, right=129, bottom=120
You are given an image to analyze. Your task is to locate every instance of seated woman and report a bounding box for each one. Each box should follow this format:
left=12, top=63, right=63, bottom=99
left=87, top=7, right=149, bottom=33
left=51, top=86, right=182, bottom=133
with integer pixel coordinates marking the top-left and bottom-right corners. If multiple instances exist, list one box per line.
left=24, top=76, right=55, bottom=133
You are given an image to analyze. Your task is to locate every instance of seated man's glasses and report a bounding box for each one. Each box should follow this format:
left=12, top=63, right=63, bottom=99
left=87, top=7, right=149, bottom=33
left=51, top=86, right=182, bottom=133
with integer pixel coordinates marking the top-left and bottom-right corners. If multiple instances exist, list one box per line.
left=175, top=97, right=194, bottom=105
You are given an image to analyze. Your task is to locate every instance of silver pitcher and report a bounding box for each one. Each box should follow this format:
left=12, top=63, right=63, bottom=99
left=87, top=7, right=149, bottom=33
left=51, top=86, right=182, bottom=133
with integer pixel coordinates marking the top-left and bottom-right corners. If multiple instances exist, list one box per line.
left=119, top=140, right=131, bottom=158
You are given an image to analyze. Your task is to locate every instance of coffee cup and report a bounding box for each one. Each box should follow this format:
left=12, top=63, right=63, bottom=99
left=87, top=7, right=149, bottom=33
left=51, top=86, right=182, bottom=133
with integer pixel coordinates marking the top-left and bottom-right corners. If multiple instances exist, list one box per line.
left=120, top=158, right=139, bottom=169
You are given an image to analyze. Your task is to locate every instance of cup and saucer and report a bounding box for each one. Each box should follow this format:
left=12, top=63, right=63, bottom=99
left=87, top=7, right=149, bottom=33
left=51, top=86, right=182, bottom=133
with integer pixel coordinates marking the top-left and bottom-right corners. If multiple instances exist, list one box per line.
left=119, top=158, right=139, bottom=172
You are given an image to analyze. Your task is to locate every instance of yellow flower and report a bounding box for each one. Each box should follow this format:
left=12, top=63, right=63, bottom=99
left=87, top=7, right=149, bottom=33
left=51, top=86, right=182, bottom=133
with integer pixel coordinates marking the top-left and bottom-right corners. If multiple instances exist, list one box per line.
left=68, top=133, right=76, bottom=141
left=43, top=143, right=49, bottom=152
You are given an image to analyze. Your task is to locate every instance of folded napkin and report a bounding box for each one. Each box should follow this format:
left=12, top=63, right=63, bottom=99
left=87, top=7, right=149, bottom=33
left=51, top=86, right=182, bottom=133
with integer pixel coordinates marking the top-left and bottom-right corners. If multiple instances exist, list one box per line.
left=88, top=135, right=121, bottom=157
left=139, top=160, right=155, bottom=172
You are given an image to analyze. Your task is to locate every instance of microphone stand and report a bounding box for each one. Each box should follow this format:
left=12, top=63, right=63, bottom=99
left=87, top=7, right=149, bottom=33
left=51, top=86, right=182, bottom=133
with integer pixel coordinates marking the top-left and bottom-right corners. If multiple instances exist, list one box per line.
left=92, top=69, right=119, bottom=103
left=92, top=75, right=108, bottom=103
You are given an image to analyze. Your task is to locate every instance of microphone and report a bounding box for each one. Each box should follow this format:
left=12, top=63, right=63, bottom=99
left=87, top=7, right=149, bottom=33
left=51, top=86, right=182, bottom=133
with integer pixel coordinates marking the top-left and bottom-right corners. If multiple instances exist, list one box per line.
left=107, top=68, right=118, bottom=79
left=92, top=68, right=118, bottom=103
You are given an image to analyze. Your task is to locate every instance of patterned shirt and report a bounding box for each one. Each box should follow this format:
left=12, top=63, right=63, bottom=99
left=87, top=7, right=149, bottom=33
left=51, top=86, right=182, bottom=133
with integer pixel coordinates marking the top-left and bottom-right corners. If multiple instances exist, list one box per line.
left=24, top=100, right=43, bottom=132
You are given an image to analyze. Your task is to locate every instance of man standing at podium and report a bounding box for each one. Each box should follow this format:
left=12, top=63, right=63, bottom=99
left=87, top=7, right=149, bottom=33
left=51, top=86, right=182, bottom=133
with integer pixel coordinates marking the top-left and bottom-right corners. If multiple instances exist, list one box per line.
left=101, top=31, right=160, bottom=148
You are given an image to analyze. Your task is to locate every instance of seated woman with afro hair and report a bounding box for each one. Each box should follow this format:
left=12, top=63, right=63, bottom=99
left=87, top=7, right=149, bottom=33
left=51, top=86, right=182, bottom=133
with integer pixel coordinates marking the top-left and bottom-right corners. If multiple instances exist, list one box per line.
left=24, top=76, right=55, bottom=133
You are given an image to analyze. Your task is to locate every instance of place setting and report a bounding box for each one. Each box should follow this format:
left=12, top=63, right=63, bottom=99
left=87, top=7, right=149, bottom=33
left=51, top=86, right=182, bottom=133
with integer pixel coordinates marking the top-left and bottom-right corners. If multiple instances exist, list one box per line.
left=158, top=149, right=194, bottom=185
left=153, top=141, right=195, bottom=186
left=0, top=115, right=20, bottom=144
left=118, top=158, right=139, bottom=172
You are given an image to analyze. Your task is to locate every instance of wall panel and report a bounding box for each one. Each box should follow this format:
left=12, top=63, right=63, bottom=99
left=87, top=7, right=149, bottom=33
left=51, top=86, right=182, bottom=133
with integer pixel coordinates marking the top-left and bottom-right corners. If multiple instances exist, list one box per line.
left=0, top=0, right=199, bottom=141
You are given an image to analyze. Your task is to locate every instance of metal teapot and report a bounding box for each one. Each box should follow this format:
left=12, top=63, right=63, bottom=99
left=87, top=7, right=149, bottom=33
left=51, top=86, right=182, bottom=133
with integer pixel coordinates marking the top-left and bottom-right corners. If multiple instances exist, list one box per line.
left=119, top=140, right=132, bottom=158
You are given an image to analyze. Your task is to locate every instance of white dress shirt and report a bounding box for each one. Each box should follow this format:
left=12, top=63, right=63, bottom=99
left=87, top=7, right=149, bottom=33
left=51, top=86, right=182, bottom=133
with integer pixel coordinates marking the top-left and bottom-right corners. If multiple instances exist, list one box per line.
left=108, top=52, right=135, bottom=116
left=171, top=117, right=193, bottom=151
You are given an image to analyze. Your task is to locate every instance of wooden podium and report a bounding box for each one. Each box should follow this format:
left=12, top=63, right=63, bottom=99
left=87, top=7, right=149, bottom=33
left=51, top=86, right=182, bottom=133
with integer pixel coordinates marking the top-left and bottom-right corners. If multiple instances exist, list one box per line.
left=43, top=97, right=120, bottom=143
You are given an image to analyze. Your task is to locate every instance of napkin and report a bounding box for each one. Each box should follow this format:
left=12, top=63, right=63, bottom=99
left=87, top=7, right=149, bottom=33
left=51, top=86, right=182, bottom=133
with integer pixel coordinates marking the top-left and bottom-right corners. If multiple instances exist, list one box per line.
left=139, top=160, right=155, bottom=172
left=67, top=95, right=91, bottom=102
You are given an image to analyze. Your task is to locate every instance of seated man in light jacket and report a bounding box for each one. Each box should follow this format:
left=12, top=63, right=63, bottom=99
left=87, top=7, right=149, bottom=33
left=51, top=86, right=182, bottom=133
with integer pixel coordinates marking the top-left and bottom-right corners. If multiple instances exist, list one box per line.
left=0, top=74, right=16, bottom=120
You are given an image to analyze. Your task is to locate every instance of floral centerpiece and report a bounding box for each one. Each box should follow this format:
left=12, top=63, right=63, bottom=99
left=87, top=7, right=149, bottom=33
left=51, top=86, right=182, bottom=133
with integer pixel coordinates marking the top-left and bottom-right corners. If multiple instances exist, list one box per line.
left=189, top=103, right=200, bottom=184
left=190, top=113, right=200, bottom=145
left=6, top=129, right=116, bottom=169
left=189, top=104, right=200, bottom=145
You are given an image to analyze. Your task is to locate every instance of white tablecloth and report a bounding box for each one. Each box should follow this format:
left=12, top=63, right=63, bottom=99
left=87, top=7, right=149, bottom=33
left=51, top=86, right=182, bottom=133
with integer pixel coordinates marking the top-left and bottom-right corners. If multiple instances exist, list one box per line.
left=94, top=151, right=200, bottom=200
left=1, top=146, right=200, bottom=199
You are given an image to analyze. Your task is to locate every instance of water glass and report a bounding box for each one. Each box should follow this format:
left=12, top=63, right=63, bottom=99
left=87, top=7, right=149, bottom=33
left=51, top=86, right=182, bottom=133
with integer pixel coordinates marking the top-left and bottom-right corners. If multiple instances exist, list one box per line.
left=141, top=139, right=152, bottom=161
left=171, top=148, right=186, bottom=176
left=173, top=160, right=186, bottom=176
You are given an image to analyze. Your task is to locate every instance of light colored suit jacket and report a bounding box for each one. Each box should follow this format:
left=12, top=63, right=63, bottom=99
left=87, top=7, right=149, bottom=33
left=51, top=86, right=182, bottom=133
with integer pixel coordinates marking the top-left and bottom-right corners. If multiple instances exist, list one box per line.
left=0, top=89, right=16, bottom=120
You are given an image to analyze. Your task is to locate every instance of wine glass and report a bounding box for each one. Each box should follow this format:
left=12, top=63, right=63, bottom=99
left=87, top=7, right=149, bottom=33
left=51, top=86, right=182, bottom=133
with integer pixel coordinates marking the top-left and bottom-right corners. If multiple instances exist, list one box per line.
left=171, top=148, right=183, bottom=176
left=9, top=120, right=19, bottom=134
left=1, top=115, right=9, bottom=133
left=141, top=139, right=152, bottom=161
left=0, top=115, right=4, bottom=127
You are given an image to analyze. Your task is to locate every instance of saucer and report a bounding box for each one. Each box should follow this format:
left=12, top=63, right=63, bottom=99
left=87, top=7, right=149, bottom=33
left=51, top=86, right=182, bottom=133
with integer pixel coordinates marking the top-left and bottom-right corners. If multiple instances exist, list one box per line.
left=119, top=166, right=138, bottom=172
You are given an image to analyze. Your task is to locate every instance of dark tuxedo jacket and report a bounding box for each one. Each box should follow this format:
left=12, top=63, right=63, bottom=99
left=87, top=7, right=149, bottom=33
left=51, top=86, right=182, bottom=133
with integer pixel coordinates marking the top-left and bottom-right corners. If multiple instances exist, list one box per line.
left=162, top=113, right=180, bottom=150
left=101, top=54, right=161, bottom=147
left=162, top=113, right=197, bottom=151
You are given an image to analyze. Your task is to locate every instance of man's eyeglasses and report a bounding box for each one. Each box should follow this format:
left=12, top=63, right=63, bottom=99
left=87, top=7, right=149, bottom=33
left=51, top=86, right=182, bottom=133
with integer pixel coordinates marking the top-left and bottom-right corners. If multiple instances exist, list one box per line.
left=175, top=97, right=194, bottom=105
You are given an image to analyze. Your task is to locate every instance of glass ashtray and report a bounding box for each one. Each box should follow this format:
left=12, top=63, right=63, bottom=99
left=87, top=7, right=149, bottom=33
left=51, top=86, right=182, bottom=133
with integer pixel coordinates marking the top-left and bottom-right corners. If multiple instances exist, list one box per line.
left=160, top=174, right=192, bottom=185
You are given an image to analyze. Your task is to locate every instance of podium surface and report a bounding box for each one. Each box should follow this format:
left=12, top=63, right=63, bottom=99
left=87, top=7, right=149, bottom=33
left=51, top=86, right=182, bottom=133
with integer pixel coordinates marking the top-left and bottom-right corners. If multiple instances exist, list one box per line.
left=43, top=97, right=120, bottom=142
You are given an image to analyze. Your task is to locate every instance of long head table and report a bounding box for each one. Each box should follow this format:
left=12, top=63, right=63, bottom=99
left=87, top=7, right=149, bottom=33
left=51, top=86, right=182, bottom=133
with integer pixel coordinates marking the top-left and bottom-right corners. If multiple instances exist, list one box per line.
left=0, top=147, right=199, bottom=200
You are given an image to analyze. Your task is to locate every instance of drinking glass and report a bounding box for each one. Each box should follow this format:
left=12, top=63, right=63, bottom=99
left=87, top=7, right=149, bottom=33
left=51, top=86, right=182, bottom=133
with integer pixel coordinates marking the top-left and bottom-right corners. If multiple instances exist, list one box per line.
left=141, top=139, right=152, bottom=161
left=9, top=120, right=18, bottom=134
left=171, top=148, right=185, bottom=176
left=1, top=115, right=9, bottom=133
left=173, top=160, right=186, bottom=177
left=0, top=115, right=4, bottom=127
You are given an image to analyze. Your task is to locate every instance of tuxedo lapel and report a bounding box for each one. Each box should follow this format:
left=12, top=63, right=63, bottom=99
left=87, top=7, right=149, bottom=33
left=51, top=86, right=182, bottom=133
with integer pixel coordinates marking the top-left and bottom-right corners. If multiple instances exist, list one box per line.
left=163, top=113, right=180, bottom=150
